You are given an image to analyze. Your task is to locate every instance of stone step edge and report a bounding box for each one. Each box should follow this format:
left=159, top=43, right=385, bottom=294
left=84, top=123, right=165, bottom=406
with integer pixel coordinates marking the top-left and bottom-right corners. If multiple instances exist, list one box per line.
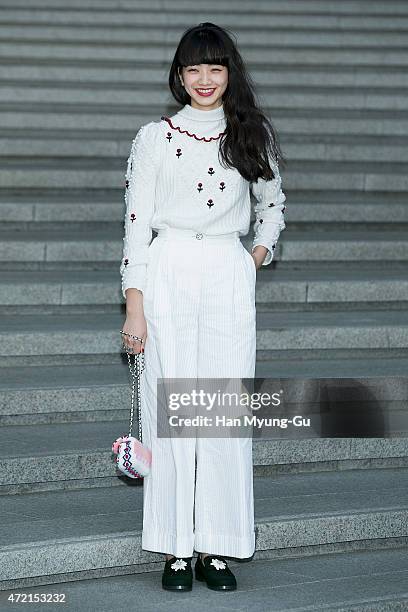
left=0, top=363, right=406, bottom=391
left=2, top=0, right=408, bottom=15
left=2, top=456, right=408, bottom=496
left=3, top=102, right=408, bottom=118
left=1, top=230, right=408, bottom=242
left=2, top=439, right=408, bottom=487
left=4, top=6, right=408, bottom=19
left=2, top=131, right=408, bottom=145
left=1, top=509, right=407, bottom=584
left=2, top=268, right=408, bottom=281
left=2, top=347, right=408, bottom=369
left=2, top=538, right=408, bottom=594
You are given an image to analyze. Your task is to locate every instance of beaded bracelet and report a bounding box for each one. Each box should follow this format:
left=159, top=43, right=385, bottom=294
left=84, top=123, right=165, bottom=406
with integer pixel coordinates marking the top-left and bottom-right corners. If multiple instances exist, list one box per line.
left=120, top=330, right=144, bottom=343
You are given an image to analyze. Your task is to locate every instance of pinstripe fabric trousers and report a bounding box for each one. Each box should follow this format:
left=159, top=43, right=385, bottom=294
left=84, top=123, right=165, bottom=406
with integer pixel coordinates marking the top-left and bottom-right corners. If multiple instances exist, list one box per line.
left=139, top=227, right=257, bottom=558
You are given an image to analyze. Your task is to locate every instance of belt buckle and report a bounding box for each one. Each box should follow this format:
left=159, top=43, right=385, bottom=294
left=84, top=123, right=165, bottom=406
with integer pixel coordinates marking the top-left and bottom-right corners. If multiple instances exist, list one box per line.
left=195, top=232, right=203, bottom=240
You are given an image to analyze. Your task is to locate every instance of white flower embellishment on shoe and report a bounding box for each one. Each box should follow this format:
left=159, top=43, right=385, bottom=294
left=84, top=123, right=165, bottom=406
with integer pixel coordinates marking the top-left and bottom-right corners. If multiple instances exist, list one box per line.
left=170, top=558, right=187, bottom=571
left=210, top=558, right=226, bottom=570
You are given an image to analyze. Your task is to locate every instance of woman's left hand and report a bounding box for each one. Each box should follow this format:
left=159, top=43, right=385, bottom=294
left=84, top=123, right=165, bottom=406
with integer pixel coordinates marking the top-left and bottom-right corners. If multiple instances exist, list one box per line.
left=252, top=245, right=269, bottom=270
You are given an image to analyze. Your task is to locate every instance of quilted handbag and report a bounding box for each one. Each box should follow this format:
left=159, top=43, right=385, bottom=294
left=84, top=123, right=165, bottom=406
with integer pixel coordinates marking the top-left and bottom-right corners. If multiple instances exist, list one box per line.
left=112, top=349, right=152, bottom=478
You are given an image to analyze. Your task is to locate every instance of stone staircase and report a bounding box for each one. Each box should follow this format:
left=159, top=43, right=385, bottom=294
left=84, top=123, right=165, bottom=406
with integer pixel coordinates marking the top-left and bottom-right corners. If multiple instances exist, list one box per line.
left=1, top=0, right=408, bottom=609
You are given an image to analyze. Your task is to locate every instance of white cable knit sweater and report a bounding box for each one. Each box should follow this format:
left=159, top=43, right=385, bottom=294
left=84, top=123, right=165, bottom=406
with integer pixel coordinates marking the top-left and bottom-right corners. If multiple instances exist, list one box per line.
left=120, top=102, right=287, bottom=299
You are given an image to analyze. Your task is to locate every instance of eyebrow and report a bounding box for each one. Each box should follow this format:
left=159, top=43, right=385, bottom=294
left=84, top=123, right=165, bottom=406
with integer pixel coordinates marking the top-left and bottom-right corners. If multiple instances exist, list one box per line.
left=187, top=64, right=223, bottom=68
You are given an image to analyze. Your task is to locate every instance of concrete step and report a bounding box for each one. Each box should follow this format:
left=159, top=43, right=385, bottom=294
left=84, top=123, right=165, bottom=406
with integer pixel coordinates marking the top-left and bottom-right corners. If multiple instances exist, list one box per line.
left=1, top=360, right=407, bottom=428
left=2, top=0, right=408, bottom=16
left=0, top=364, right=128, bottom=426
left=277, top=230, right=408, bottom=261
left=2, top=418, right=408, bottom=493
left=3, top=158, right=408, bottom=191
left=3, top=63, right=408, bottom=88
left=284, top=190, right=408, bottom=221
left=256, top=309, right=408, bottom=351
left=1, top=268, right=408, bottom=307
left=1, top=25, right=408, bottom=48
left=0, top=348, right=408, bottom=376
left=0, top=259, right=406, bottom=274
left=2, top=105, right=408, bottom=135
left=255, top=355, right=408, bottom=377
left=0, top=18, right=408, bottom=51
left=1, top=189, right=407, bottom=223
left=0, top=228, right=407, bottom=263
left=3, top=132, right=408, bottom=163
left=1, top=83, right=408, bottom=112
left=0, top=309, right=408, bottom=358
left=2, top=44, right=408, bottom=67
left=0, top=216, right=407, bottom=236
left=0, top=468, right=407, bottom=588
left=1, top=418, right=407, bottom=491
left=3, top=346, right=407, bottom=369
left=3, top=8, right=408, bottom=30
left=0, top=191, right=122, bottom=223
left=2, top=547, right=408, bottom=612
left=254, top=268, right=408, bottom=304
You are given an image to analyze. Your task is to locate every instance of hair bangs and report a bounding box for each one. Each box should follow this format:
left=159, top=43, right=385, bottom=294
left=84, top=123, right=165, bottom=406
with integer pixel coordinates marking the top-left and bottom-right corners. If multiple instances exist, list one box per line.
left=177, top=28, right=229, bottom=68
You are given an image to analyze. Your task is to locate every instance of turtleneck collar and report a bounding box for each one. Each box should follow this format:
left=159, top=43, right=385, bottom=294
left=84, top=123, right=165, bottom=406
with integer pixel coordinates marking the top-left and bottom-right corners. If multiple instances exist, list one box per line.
left=177, top=102, right=225, bottom=122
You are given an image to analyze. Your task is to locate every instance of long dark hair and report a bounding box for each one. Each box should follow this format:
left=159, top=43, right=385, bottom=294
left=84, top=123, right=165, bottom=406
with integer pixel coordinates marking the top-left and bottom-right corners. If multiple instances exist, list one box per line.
left=168, top=22, right=287, bottom=183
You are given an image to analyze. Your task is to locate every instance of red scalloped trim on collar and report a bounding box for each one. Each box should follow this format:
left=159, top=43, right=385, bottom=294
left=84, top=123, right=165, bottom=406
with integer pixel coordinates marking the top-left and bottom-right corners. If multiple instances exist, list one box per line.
left=161, top=116, right=226, bottom=142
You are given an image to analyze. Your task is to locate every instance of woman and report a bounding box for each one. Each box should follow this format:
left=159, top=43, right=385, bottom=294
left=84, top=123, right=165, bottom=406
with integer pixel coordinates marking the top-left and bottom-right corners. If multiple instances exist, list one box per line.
left=120, top=22, right=287, bottom=592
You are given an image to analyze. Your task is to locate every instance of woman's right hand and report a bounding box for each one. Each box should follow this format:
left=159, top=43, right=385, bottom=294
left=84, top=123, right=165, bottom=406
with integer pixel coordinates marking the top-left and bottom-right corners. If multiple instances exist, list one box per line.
left=122, top=312, right=147, bottom=354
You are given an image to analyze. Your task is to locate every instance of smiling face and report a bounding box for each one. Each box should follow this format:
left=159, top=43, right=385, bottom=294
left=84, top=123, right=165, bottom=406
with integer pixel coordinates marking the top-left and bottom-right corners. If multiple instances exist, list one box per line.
left=178, top=63, right=228, bottom=111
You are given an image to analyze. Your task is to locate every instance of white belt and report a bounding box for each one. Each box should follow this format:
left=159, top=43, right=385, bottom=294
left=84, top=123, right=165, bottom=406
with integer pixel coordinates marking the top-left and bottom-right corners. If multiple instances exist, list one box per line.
left=156, top=227, right=240, bottom=241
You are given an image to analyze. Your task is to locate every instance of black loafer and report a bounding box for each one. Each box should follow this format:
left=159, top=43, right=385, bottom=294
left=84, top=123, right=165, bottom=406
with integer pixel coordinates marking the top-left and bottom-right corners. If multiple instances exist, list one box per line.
left=194, top=554, right=237, bottom=591
left=162, top=556, right=193, bottom=591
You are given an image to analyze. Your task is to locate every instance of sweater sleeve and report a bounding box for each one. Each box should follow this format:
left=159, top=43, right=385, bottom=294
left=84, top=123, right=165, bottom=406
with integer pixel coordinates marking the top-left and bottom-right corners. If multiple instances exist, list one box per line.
left=249, top=155, right=287, bottom=266
left=120, top=121, right=160, bottom=299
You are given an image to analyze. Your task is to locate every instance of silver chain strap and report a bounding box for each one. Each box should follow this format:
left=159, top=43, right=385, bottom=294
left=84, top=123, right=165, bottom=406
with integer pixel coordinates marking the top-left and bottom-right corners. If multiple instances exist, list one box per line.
left=120, top=330, right=146, bottom=440
left=125, top=349, right=145, bottom=441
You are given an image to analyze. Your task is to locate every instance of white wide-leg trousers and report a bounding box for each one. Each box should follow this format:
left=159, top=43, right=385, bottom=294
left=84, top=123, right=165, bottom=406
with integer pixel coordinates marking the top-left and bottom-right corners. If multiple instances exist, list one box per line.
left=139, top=227, right=257, bottom=559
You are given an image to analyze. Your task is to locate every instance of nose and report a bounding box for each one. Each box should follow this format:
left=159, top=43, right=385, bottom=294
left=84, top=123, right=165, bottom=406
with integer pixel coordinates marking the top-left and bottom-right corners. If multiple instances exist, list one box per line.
left=198, top=69, right=212, bottom=85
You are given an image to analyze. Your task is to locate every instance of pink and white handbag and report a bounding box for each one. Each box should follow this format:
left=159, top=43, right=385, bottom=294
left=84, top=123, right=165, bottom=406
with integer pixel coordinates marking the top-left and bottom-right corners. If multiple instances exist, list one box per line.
left=112, top=349, right=152, bottom=478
